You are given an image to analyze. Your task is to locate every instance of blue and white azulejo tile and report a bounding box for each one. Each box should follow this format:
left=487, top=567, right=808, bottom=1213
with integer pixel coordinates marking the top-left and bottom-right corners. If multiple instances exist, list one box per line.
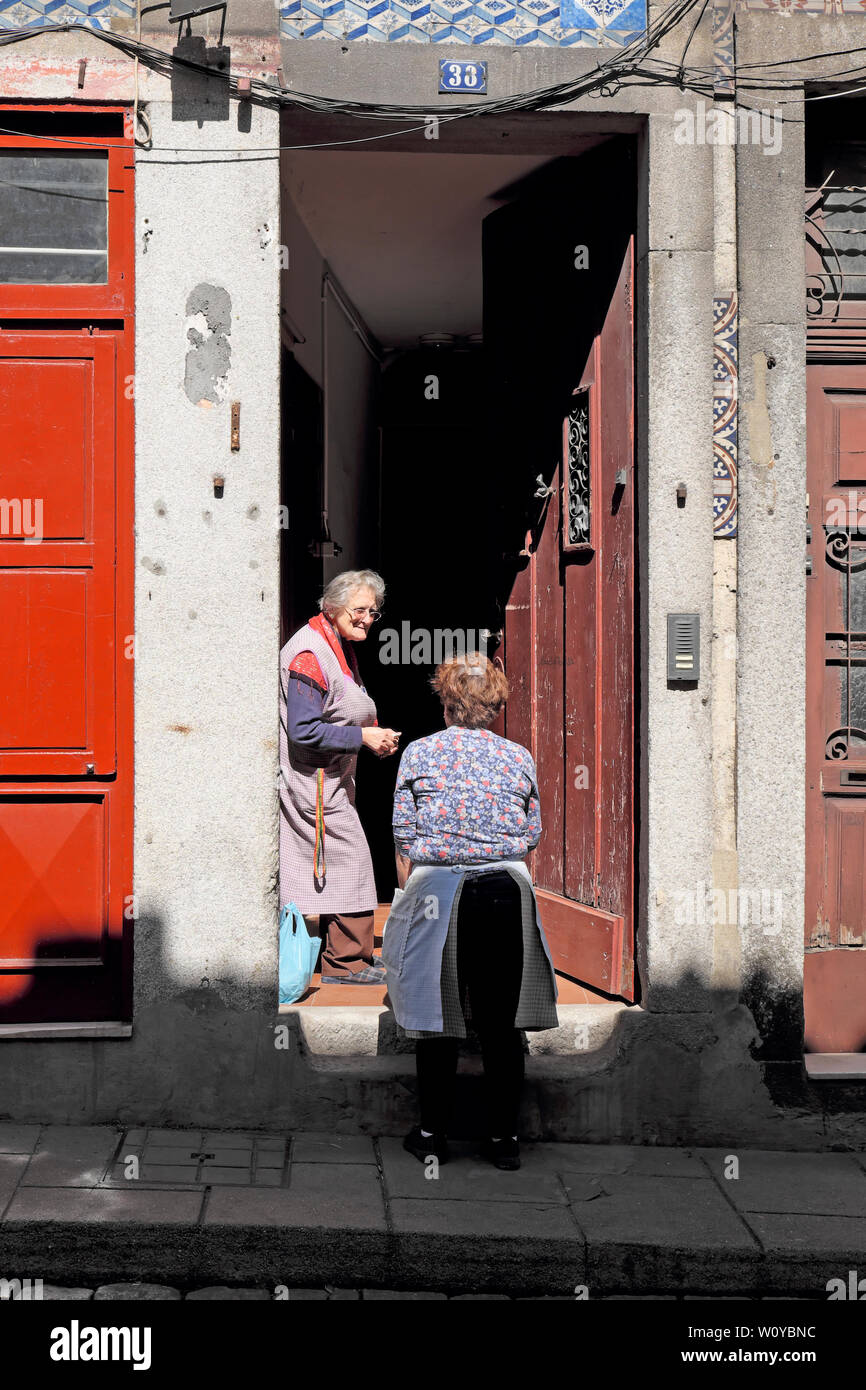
left=278, top=0, right=645, bottom=43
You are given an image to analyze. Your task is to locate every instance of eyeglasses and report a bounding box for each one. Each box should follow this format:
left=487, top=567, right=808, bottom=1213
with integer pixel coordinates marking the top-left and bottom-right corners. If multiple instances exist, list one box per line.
left=345, top=605, right=382, bottom=623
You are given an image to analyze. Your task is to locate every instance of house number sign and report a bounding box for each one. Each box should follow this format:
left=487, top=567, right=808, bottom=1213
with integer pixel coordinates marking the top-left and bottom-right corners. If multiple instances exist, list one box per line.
left=439, top=61, right=488, bottom=94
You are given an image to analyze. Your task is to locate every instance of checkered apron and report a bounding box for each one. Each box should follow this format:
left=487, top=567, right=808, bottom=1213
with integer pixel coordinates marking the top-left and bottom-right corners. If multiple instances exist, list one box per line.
left=279, top=623, right=378, bottom=915
left=398, top=864, right=559, bottom=1040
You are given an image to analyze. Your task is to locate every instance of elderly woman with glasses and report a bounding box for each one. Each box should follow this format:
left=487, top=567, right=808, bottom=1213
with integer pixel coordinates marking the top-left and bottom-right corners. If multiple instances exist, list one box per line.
left=279, top=569, right=400, bottom=985
left=383, top=653, right=559, bottom=1170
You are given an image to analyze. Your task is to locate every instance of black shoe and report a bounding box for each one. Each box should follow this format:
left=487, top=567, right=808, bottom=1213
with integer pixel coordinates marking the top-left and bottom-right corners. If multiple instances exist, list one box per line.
left=481, top=1137, right=520, bottom=1171
left=403, top=1126, right=450, bottom=1164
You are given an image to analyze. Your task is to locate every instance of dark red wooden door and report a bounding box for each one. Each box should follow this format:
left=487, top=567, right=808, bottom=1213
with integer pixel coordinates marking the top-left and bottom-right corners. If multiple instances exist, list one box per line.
left=483, top=140, right=636, bottom=999
left=805, top=362, right=866, bottom=1051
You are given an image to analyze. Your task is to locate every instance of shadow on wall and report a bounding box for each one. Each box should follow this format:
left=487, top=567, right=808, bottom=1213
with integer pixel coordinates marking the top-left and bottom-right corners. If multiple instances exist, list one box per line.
left=1, top=915, right=865, bottom=1148
left=169, top=34, right=233, bottom=126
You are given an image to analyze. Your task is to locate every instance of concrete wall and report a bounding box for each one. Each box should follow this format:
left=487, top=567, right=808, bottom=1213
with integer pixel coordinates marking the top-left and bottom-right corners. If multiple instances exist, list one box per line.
left=638, top=100, right=716, bottom=1015
left=132, top=81, right=281, bottom=1011
left=735, top=79, right=808, bottom=1065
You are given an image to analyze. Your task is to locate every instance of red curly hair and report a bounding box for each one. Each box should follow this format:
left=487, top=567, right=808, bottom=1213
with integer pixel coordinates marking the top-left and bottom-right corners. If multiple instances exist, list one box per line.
left=430, top=653, right=508, bottom=729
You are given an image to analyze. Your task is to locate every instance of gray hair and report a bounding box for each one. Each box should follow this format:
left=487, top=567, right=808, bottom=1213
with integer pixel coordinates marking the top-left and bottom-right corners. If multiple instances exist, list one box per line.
left=319, top=569, right=385, bottom=619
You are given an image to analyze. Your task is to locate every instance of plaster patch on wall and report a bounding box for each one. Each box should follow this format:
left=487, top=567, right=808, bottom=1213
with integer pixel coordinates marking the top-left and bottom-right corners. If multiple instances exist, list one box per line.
left=184, top=284, right=232, bottom=407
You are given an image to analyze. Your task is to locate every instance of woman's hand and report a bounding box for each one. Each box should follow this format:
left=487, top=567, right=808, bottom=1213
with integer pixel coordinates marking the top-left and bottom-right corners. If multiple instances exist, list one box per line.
left=362, top=726, right=401, bottom=758
left=395, top=851, right=412, bottom=889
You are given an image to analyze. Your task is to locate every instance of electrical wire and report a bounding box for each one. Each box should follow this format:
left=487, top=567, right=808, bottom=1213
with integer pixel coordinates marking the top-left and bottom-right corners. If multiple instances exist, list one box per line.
left=672, top=0, right=710, bottom=87
left=0, top=3, right=865, bottom=158
left=0, top=0, right=715, bottom=127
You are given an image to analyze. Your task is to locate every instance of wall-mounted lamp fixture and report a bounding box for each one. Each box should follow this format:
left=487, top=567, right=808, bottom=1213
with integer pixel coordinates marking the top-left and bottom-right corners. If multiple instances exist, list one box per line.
left=309, top=539, right=343, bottom=559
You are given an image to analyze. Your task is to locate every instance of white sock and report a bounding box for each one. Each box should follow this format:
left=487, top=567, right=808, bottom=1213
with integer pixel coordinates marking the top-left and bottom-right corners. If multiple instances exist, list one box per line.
left=491, top=1136, right=518, bottom=1142
left=420, top=1129, right=433, bottom=1138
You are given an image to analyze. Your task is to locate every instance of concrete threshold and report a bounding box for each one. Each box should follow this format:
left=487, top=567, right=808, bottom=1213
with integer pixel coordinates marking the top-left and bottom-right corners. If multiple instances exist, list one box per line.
left=804, top=1054, right=866, bottom=1082
left=0, top=1022, right=133, bottom=1041
left=1, top=1125, right=864, bottom=1297
left=282, top=1001, right=632, bottom=1058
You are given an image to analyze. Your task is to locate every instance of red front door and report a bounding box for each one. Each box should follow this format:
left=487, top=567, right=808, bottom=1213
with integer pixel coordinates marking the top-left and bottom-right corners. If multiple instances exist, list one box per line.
left=483, top=139, right=636, bottom=999
left=0, top=107, right=134, bottom=1024
left=803, top=123, right=866, bottom=1052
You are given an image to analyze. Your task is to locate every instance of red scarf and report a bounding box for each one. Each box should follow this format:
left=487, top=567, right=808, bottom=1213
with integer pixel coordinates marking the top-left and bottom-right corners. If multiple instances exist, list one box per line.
left=309, top=612, right=360, bottom=683
left=308, top=612, right=377, bottom=727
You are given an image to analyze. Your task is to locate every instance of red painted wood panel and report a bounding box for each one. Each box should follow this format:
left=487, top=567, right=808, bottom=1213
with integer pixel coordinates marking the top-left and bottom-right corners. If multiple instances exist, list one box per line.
left=0, top=797, right=106, bottom=968
left=535, top=888, right=622, bottom=994
left=0, top=337, right=117, bottom=777
left=0, top=571, right=88, bottom=749
left=504, top=560, right=534, bottom=756
left=804, top=949, right=866, bottom=1052
left=0, top=360, right=88, bottom=537
left=0, top=105, right=134, bottom=1023
left=597, top=242, right=635, bottom=988
left=534, top=464, right=565, bottom=896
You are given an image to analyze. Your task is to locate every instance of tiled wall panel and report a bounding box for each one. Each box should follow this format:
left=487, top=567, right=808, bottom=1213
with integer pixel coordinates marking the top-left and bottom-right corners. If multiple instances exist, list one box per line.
left=279, top=0, right=647, bottom=45
left=0, top=1, right=135, bottom=27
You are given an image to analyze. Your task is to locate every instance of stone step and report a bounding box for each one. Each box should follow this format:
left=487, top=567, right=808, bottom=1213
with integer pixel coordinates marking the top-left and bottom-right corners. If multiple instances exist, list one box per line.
left=281, top=1002, right=637, bottom=1141
left=283, top=1001, right=629, bottom=1057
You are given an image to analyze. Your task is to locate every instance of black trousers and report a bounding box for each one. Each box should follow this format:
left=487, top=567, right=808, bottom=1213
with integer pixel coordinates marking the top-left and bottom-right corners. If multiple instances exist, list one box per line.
left=415, top=870, right=525, bottom=1137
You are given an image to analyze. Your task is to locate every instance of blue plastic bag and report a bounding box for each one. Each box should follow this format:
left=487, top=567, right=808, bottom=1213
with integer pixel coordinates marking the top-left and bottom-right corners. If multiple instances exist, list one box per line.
left=279, top=902, right=320, bottom=1004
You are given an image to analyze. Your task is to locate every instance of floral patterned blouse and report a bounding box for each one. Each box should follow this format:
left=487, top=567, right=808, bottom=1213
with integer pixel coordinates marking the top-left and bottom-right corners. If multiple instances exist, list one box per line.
left=392, top=725, right=542, bottom=864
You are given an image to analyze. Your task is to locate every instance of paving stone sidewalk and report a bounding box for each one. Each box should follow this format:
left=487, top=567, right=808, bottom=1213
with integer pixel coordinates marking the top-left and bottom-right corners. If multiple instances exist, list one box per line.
left=1, top=1125, right=864, bottom=1298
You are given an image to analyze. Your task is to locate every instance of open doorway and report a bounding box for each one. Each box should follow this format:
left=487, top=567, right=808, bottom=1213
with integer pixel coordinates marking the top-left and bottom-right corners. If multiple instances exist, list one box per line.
left=279, top=120, right=638, bottom=1012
